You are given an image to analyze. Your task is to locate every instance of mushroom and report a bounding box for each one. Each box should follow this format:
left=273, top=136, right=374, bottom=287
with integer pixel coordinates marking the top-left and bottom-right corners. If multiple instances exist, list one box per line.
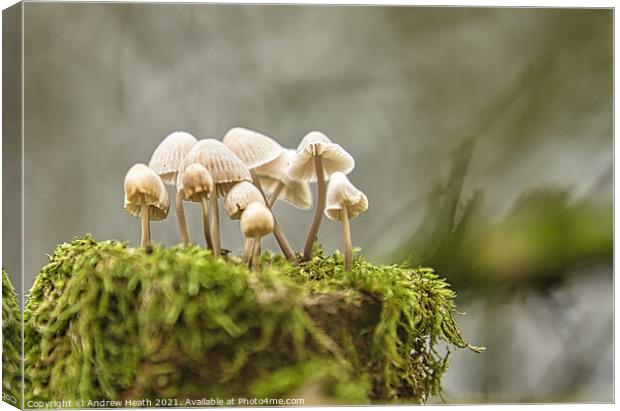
left=222, top=127, right=282, bottom=170
left=223, top=127, right=297, bottom=262
left=325, top=172, right=368, bottom=272
left=123, top=163, right=170, bottom=246
left=183, top=139, right=251, bottom=257
left=255, top=148, right=312, bottom=210
left=224, top=181, right=265, bottom=262
left=179, top=163, right=215, bottom=250
left=240, top=202, right=275, bottom=272
left=288, top=131, right=355, bottom=261
left=148, top=131, right=197, bottom=245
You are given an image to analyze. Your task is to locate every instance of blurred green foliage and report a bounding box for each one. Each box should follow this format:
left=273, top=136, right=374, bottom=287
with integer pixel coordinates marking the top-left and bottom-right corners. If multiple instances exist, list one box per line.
left=394, top=139, right=612, bottom=293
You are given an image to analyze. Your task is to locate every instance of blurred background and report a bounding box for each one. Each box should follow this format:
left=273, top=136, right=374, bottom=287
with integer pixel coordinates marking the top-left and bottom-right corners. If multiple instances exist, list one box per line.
left=11, top=3, right=614, bottom=403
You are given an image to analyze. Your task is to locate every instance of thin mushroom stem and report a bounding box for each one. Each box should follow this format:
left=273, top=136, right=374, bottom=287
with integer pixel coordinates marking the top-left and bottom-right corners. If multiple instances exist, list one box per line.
left=341, top=208, right=352, bottom=272
left=250, top=235, right=261, bottom=272
left=210, top=195, right=221, bottom=257
left=267, top=181, right=285, bottom=208
left=303, top=155, right=326, bottom=261
left=140, top=205, right=151, bottom=247
left=272, top=221, right=295, bottom=261
left=175, top=189, right=191, bottom=245
left=250, top=170, right=297, bottom=263
left=200, top=195, right=213, bottom=251
left=243, top=237, right=253, bottom=264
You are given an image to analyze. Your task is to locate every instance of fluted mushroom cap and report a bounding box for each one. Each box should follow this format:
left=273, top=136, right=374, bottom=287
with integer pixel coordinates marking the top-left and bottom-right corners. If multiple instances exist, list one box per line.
left=224, top=181, right=265, bottom=220
left=124, top=163, right=170, bottom=220
left=288, top=131, right=355, bottom=182
left=183, top=139, right=251, bottom=197
left=324, top=172, right=368, bottom=221
left=223, top=127, right=283, bottom=169
left=148, top=131, right=197, bottom=184
left=180, top=163, right=214, bottom=202
left=256, top=149, right=312, bottom=209
left=240, top=202, right=274, bottom=238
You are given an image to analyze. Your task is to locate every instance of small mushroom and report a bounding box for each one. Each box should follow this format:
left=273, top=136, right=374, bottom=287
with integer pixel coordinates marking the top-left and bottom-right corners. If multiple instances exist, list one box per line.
left=179, top=163, right=214, bottom=250
left=240, top=202, right=275, bottom=271
left=255, top=148, right=312, bottom=210
left=123, top=163, right=169, bottom=246
left=289, top=131, right=355, bottom=261
left=148, top=131, right=197, bottom=245
left=184, top=139, right=251, bottom=257
left=224, top=181, right=265, bottom=219
left=325, top=172, right=368, bottom=272
left=223, top=127, right=297, bottom=263
left=224, top=181, right=265, bottom=262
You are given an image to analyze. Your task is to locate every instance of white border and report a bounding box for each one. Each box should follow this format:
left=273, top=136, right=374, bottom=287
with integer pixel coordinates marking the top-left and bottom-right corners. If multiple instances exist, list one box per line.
left=0, top=1, right=616, bottom=411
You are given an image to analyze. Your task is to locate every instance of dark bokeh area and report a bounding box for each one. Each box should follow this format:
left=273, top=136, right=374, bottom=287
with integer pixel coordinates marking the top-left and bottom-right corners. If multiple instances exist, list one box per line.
left=17, top=4, right=612, bottom=403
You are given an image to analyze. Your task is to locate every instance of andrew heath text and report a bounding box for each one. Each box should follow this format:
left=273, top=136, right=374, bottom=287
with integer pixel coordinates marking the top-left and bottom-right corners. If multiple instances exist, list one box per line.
left=27, top=397, right=305, bottom=408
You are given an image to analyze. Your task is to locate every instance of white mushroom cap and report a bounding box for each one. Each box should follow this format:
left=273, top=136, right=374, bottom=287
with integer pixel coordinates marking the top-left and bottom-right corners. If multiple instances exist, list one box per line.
left=324, top=172, right=368, bottom=221
left=183, top=139, right=251, bottom=197
left=255, top=149, right=312, bottom=209
left=222, top=127, right=283, bottom=169
left=288, top=131, right=355, bottom=182
left=240, top=202, right=274, bottom=238
left=148, top=131, right=197, bottom=185
left=255, top=148, right=294, bottom=182
left=260, top=176, right=312, bottom=210
left=180, top=163, right=214, bottom=202
left=224, top=181, right=265, bottom=220
left=124, top=163, right=170, bottom=220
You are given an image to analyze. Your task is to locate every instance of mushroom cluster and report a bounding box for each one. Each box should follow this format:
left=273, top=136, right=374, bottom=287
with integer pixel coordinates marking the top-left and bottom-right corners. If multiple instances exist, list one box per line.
left=123, top=128, right=368, bottom=271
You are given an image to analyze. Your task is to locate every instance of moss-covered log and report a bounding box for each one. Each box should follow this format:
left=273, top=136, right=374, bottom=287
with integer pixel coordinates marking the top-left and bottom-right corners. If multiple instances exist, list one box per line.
left=3, top=269, right=22, bottom=407
left=24, top=236, right=481, bottom=407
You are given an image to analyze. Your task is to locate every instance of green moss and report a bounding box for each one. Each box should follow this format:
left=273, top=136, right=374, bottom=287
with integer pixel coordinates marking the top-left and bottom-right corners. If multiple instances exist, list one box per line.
left=3, top=269, right=22, bottom=407
left=24, top=236, right=481, bottom=407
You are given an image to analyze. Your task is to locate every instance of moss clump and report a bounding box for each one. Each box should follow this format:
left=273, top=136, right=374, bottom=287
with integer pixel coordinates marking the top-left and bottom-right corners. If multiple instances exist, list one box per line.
left=3, top=269, right=22, bottom=407
left=24, top=236, right=480, bottom=407
left=291, top=247, right=483, bottom=401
